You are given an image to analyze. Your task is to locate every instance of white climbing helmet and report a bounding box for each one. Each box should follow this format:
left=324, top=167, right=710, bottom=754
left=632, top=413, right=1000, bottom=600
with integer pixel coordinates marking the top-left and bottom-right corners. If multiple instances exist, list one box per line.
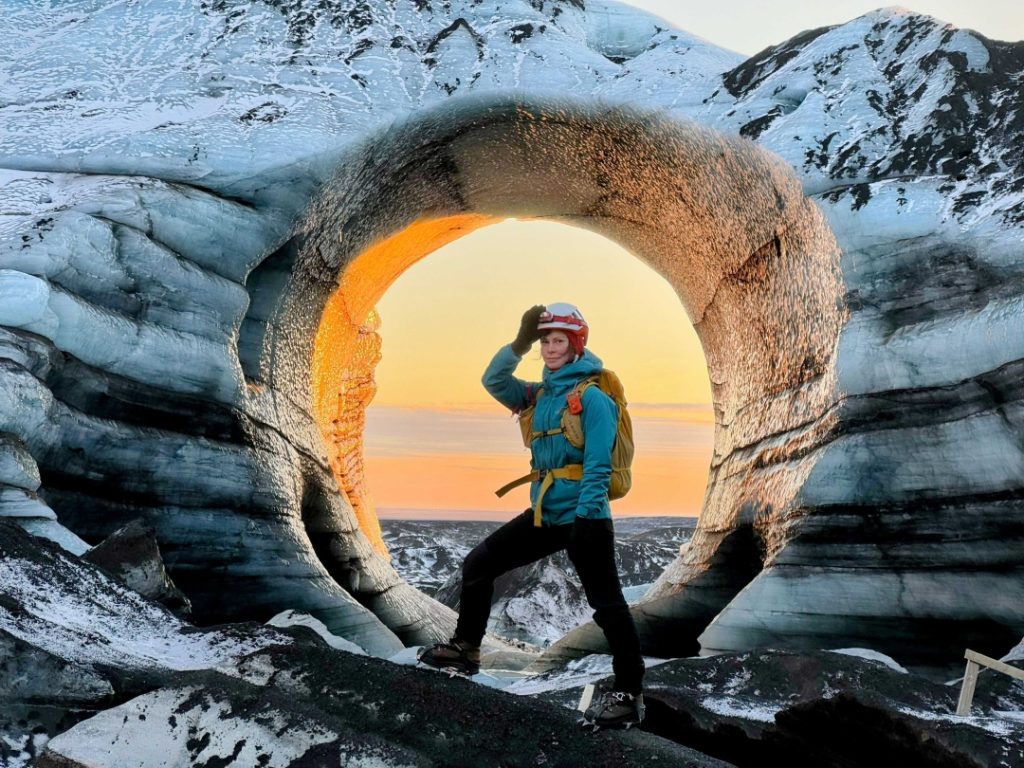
left=537, top=302, right=589, bottom=354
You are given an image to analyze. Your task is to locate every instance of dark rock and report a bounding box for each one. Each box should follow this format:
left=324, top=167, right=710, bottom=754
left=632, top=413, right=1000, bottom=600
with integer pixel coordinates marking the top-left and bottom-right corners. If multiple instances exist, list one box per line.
left=0, top=629, right=113, bottom=703
left=41, top=643, right=734, bottom=767
left=541, top=650, right=1024, bottom=768
left=723, top=26, right=834, bottom=97
left=83, top=519, right=192, bottom=618
left=509, top=23, right=536, bottom=44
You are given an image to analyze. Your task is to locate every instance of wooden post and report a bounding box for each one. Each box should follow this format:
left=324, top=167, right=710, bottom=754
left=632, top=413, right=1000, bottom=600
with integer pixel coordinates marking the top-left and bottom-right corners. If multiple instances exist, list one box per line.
left=956, top=659, right=980, bottom=716
left=955, top=649, right=1024, bottom=716
left=965, top=649, right=1024, bottom=682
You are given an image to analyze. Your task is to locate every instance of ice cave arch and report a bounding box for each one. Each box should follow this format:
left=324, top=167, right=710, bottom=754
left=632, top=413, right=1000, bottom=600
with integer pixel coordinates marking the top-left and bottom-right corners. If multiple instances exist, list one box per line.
left=237, top=94, right=845, bottom=658
left=4, top=2, right=1021, bottom=683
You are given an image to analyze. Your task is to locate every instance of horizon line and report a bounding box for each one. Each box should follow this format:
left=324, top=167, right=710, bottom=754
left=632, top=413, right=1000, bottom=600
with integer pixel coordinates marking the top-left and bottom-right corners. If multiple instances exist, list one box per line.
left=367, top=402, right=716, bottom=418
left=377, top=507, right=701, bottom=521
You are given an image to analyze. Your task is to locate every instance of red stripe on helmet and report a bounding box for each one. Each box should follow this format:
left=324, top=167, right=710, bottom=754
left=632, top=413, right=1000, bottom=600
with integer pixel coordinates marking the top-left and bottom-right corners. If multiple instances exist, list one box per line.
left=539, top=314, right=585, bottom=326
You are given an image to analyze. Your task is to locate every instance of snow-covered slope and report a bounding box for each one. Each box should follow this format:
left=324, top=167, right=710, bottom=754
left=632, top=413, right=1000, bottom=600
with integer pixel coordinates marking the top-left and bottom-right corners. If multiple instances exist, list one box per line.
left=0, top=521, right=284, bottom=679
left=711, top=12, right=1024, bottom=210
left=0, top=519, right=291, bottom=766
left=381, top=520, right=501, bottom=595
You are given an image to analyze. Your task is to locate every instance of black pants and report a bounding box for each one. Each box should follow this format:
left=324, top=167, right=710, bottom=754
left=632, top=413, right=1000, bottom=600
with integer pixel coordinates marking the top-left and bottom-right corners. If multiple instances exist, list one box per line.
left=455, top=509, right=645, bottom=694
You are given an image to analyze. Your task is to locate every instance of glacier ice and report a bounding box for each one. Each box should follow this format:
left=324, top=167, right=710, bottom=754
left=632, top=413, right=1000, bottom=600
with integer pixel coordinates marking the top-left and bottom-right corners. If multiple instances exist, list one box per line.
left=0, top=0, right=1021, bottom=676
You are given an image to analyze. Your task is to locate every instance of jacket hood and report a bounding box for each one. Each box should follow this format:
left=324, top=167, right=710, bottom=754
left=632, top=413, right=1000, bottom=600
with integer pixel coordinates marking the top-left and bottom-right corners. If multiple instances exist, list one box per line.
left=541, top=349, right=604, bottom=391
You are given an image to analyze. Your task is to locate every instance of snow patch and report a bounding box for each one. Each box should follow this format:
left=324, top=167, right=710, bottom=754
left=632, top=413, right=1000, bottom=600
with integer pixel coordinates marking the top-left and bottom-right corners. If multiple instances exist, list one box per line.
left=1002, top=638, right=1024, bottom=664
left=0, top=554, right=286, bottom=672
left=44, top=687, right=339, bottom=768
left=701, top=696, right=780, bottom=723
left=828, top=648, right=909, bottom=673
left=505, top=653, right=617, bottom=696
left=897, top=706, right=1019, bottom=737
left=267, top=610, right=367, bottom=656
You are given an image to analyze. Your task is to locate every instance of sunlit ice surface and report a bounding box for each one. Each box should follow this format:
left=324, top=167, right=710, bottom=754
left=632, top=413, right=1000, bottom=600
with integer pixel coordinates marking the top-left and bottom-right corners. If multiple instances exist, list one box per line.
left=311, top=215, right=496, bottom=553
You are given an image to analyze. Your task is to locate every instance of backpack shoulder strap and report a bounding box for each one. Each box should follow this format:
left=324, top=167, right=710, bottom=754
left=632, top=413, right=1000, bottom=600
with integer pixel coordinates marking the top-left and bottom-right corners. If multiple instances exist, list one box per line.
left=518, top=383, right=547, bottom=446
left=573, top=374, right=601, bottom=397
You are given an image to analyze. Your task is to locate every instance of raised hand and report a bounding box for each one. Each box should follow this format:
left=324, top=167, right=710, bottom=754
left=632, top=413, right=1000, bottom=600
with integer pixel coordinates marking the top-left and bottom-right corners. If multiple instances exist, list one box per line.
left=511, top=304, right=547, bottom=355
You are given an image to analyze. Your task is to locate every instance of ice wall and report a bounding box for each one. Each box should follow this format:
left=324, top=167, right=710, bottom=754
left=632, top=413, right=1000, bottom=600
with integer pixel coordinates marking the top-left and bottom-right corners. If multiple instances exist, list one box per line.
left=1, top=0, right=1022, bottom=668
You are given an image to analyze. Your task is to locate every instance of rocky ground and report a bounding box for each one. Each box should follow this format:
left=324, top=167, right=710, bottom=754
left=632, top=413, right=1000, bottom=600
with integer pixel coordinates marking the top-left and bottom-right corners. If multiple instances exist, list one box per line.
left=4, top=517, right=1023, bottom=767
left=36, top=643, right=732, bottom=768
left=533, top=650, right=1024, bottom=768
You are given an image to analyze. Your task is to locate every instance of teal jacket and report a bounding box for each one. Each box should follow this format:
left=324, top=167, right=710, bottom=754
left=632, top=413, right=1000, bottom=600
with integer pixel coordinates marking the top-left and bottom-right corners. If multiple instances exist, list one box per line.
left=482, top=344, right=617, bottom=526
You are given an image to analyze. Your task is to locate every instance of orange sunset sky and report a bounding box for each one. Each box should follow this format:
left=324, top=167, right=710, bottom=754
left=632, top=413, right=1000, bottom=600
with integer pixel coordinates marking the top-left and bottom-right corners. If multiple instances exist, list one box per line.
left=362, top=220, right=714, bottom=519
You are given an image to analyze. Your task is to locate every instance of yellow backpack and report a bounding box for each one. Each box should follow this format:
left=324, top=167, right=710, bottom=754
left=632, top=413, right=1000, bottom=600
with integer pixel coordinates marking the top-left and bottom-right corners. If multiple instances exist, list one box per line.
left=495, top=370, right=634, bottom=525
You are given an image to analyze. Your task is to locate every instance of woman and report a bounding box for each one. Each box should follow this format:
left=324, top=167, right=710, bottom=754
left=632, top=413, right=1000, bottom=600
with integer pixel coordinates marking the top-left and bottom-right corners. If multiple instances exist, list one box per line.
left=418, top=303, right=645, bottom=729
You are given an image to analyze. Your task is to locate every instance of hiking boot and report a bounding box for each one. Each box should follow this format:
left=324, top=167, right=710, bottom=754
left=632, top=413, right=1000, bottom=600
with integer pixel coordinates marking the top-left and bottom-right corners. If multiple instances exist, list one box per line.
left=417, top=637, right=481, bottom=676
left=583, top=688, right=645, bottom=729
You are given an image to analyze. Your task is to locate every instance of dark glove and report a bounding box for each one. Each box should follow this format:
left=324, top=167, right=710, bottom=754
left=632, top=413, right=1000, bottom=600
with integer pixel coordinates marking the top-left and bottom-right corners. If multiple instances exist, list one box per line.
left=510, top=305, right=547, bottom=356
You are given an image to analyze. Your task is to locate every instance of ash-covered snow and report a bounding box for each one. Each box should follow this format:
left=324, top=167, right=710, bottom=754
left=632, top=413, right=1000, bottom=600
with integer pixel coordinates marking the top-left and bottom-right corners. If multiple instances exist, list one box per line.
left=700, top=696, right=780, bottom=724
left=897, top=705, right=1020, bottom=737
left=0, top=525, right=286, bottom=673
left=42, top=642, right=732, bottom=768
left=43, top=686, right=342, bottom=768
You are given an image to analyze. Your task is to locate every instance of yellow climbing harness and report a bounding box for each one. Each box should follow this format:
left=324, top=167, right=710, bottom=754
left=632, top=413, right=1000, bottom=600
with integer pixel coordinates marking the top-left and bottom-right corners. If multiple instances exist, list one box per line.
left=495, top=465, right=585, bottom=527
